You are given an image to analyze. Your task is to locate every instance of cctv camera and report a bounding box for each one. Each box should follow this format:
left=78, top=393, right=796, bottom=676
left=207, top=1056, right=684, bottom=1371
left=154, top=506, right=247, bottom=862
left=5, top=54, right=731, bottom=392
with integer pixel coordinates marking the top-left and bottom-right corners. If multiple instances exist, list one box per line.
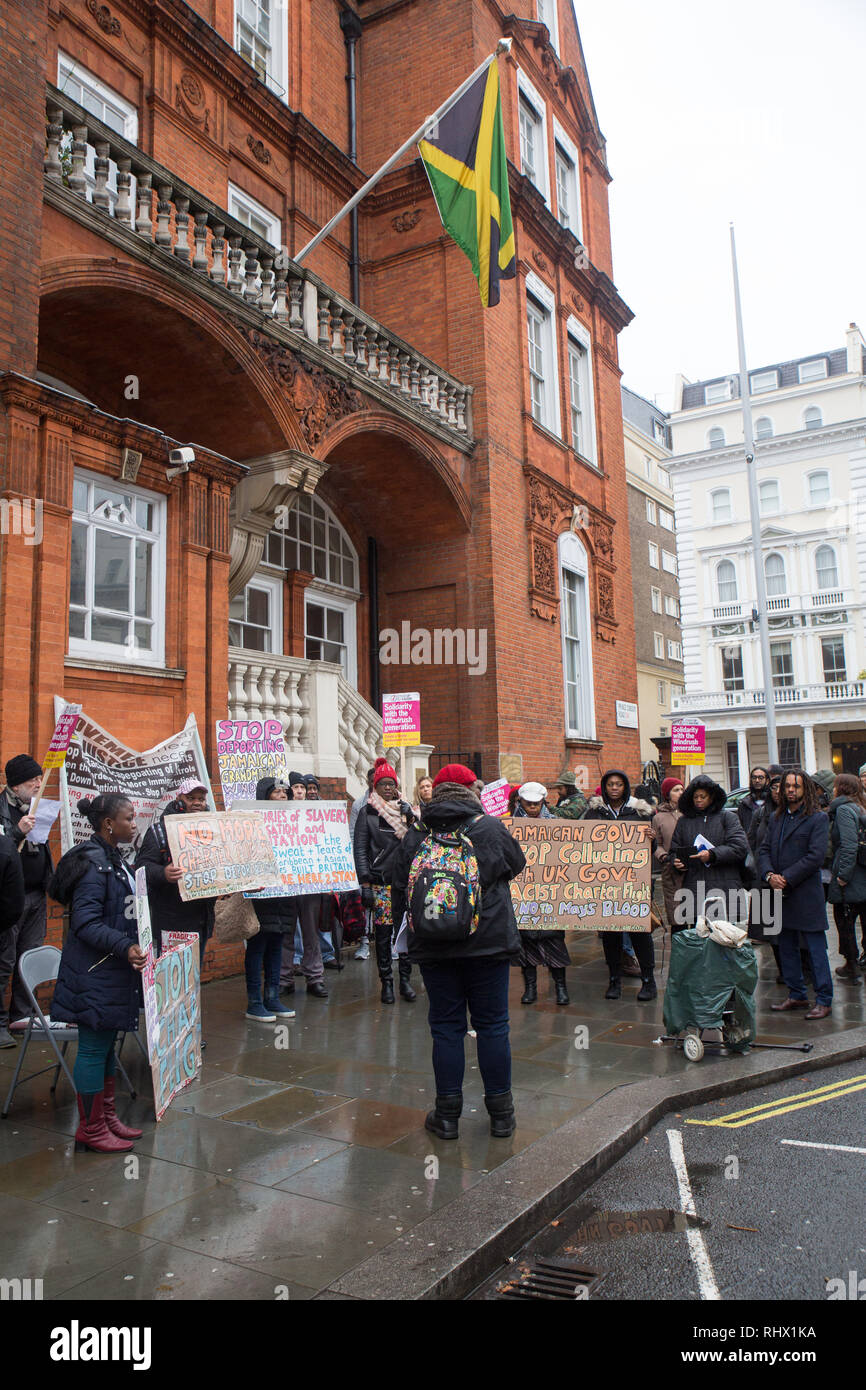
left=166, top=445, right=195, bottom=480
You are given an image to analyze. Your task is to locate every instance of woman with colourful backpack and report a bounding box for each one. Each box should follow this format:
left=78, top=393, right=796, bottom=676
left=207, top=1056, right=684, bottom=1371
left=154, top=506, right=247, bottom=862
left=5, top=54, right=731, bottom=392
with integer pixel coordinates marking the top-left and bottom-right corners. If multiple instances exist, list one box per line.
left=391, top=764, right=526, bottom=1142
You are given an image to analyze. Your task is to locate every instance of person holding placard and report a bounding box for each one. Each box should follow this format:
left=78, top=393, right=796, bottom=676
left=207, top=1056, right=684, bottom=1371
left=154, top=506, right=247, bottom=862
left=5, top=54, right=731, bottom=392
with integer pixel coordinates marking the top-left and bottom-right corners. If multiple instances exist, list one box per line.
left=135, top=777, right=215, bottom=963
left=582, top=770, right=657, bottom=1001
left=512, top=782, right=572, bottom=1006
left=354, top=759, right=416, bottom=1003
left=244, top=777, right=297, bottom=1021
left=277, top=773, right=328, bottom=997
left=50, top=794, right=147, bottom=1153
left=0, top=755, right=53, bottom=1047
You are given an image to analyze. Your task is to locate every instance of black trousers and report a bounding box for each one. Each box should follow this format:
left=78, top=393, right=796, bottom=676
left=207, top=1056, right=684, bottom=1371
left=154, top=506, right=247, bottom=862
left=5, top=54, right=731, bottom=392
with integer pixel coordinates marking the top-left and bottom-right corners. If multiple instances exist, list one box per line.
left=600, top=930, right=654, bottom=975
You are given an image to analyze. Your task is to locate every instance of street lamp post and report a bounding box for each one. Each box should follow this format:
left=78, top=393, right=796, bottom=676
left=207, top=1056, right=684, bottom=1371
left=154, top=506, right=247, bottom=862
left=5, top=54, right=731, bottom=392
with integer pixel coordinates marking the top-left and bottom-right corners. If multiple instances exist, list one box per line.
left=729, top=224, right=779, bottom=766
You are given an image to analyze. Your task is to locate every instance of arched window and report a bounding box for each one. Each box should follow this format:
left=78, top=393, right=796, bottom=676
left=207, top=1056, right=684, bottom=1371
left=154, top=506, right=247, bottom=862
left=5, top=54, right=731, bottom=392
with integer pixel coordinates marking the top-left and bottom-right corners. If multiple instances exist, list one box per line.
left=707, top=426, right=725, bottom=448
left=764, top=552, right=787, bottom=596
left=716, top=560, right=738, bottom=603
left=711, top=488, right=732, bottom=523
left=803, top=406, right=822, bottom=430
left=559, top=532, right=595, bottom=739
left=808, top=470, right=830, bottom=506
left=759, top=479, right=780, bottom=515
left=815, top=545, right=839, bottom=591
left=755, top=416, right=774, bottom=441
left=266, top=493, right=358, bottom=589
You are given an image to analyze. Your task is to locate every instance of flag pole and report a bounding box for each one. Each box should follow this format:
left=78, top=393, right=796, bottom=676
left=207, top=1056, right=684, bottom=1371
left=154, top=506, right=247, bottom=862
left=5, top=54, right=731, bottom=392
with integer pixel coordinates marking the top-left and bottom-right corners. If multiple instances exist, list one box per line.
left=293, top=38, right=513, bottom=267
left=730, top=223, right=779, bottom=766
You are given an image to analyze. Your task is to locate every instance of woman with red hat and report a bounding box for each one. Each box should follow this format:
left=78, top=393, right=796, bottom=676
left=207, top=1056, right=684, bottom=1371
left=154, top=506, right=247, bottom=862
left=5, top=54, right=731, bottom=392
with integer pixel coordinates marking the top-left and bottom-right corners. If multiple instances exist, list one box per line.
left=353, top=757, right=416, bottom=1003
left=652, top=778, right=684, bottom=930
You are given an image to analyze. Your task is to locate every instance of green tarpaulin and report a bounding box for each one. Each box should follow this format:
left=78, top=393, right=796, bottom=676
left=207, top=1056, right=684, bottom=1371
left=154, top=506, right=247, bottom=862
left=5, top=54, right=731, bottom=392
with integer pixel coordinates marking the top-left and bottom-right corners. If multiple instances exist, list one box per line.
left=663, top=928, right=758, bottom=1053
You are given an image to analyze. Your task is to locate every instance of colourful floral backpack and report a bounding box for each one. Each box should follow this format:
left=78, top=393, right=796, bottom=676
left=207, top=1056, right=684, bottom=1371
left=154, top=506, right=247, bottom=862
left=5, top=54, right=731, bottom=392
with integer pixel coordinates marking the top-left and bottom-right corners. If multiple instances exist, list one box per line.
left=406, top=821, right=482, bottom=943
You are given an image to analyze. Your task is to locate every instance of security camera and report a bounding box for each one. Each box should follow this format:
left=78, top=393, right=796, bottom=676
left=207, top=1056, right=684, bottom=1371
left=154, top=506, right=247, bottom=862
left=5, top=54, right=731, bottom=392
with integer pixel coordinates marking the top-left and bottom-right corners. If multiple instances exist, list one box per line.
left=166, top=445, right=195, bottom=480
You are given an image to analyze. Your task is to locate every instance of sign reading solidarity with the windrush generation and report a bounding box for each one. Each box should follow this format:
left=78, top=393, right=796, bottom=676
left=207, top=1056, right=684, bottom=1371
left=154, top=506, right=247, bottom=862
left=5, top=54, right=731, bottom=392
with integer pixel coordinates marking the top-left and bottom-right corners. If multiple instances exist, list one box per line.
left=480, top=778, right=511, bottom=817
left=42, top=703, right=82, bottom=770
left=382, top=692, right=421, bottom=748
left=215, top=718, right=290, bottom=808
left=508, top=819, right=653, bottom=931
left=236, top=801, right=360, bottom=898
left=671, top=719, right=706, bottom=767
left=163, top=812, right=280, bottom=901
left=136, top=867, right=201, bottom=1121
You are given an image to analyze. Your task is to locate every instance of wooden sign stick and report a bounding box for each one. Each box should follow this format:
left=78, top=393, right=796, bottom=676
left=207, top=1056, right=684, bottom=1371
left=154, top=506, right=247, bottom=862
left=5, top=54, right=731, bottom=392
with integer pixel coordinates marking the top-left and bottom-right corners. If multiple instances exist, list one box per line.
left=18, top=768, right=51, bottom=854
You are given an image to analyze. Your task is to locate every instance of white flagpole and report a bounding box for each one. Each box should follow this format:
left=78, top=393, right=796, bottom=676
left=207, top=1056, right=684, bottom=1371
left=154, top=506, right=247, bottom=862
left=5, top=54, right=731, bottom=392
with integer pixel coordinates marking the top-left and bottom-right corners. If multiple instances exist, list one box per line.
left=293, top=38, right=512, bottom=267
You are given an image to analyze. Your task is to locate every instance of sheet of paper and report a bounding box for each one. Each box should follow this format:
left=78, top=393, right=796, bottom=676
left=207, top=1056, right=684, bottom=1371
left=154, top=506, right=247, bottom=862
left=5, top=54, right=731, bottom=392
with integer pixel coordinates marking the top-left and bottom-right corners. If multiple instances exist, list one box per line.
left=26, top=798, right=61, bottom=844
left=393, top=913, right=409, bottom=956
left=693, top=833, right=715, bottom=852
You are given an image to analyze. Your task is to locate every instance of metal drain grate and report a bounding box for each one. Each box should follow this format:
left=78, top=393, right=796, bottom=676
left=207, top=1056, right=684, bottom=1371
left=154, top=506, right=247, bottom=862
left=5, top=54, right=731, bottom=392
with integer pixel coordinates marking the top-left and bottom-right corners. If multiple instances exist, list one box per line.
left=495, top=1257, right=603, bottom=1300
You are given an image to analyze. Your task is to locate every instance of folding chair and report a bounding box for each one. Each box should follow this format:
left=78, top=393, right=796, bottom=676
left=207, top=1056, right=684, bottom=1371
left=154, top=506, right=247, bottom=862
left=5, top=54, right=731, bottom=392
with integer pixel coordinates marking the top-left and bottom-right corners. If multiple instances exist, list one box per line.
left=1, top=945, right=136, bottom=1119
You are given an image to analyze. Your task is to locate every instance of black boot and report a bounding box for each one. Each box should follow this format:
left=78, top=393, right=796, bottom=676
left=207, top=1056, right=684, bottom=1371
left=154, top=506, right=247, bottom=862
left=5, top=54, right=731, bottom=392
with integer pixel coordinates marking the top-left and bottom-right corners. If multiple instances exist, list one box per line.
left=551, top=967, right=569, bottom=1006
left=485, top=1090, right=516, bottom=1138
left=425, top=1093, right=462, bottom=1140
left=398, top=956, right=416, bottom=1002
left=376, top=925, right=395, bottom=1003
left=637, top=972, right=657, bottom=1001
left=380, top=974, right=395, bottom=1004
left=836, top=919, right=863, bottom=985
left=520, top=966, right=538, bottom=1004
left=605, top=974, right=622, bottom=1000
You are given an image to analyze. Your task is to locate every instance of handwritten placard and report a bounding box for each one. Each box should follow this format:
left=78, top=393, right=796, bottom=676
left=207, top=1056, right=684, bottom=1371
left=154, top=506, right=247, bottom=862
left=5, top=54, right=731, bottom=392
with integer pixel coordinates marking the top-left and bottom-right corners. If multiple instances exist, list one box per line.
left=508, top=819, right=652, bottom=931
left=215, top=718, right=290, bottom=807
left=163, top=812, right=280, bottom=901
left=236, top=801, right=360, bottom=898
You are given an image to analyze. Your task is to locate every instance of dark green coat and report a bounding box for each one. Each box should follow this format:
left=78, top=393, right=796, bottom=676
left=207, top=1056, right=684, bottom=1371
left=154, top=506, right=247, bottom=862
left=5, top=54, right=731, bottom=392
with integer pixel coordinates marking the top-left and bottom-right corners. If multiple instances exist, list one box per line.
left=827, top=796, right=866, bottom=904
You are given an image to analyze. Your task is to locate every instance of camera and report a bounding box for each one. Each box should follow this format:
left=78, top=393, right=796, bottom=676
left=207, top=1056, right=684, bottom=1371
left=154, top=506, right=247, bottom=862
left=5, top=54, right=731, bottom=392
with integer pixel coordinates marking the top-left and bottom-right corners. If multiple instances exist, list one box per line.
left=166, top=445, right=195, bottom=480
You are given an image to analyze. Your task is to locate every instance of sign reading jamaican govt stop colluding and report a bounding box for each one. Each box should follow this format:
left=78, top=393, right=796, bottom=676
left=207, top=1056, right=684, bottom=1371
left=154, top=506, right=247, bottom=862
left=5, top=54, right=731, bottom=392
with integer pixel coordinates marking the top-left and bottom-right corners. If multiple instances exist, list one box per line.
left=164, top=811, right=280, bottom=900
left=235, top=801, right=359, bottom=897
left=509, top=819, right=652, bottom=931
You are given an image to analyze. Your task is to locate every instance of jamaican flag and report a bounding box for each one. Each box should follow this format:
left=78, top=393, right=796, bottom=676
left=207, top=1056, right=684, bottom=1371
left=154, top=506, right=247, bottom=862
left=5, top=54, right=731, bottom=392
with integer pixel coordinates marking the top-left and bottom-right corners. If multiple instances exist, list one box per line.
left=419, top=62, right=516, bottom=307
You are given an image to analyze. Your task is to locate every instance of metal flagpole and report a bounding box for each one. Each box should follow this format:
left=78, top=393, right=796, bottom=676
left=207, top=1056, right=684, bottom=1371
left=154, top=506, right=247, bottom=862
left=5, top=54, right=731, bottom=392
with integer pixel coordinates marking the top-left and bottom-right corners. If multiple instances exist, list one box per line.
left=293, top=38, right=513, bottom=266
left=730, top=224, right=779, bottom=765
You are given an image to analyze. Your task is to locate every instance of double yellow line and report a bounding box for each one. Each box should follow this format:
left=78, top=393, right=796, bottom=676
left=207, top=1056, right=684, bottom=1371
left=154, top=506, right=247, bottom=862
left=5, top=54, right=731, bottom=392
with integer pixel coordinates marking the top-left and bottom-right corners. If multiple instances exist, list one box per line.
left=685, top=1073, right=866, bottom=1128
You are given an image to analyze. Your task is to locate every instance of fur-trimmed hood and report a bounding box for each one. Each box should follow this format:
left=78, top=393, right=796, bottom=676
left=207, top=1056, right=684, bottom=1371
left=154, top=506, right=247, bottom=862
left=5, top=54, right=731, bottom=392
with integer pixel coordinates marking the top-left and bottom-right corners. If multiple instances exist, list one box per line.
left=585, top=794, right=654, bottom=818
left=677, top=777, right=727, bottom=819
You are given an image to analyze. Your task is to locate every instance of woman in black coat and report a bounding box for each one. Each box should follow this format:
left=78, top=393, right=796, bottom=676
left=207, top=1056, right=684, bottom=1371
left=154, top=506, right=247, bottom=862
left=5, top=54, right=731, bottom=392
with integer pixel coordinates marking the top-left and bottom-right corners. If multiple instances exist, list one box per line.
left=354, top=758, right=416, bottom=1004
left=669, top=776, right=749, bottom=928
left=582, top=769, right=657, bottom=1001
left=391, top=765, right=526, bottom=1141
left=512, top=781, right=570, bottom=1006
left=757, top=769, right=831, bottom=1018
left=51, top=794, right=146, bottom=1154
left=825, top=773, right=866, bottom=986
left=244, top=777, right=298, bottom=1022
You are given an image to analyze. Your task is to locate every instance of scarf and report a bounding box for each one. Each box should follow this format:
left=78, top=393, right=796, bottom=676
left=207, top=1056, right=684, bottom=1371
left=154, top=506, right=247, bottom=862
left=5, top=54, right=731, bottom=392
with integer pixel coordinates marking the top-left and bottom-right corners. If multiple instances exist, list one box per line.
left=369, top=789, right=410, bottom=840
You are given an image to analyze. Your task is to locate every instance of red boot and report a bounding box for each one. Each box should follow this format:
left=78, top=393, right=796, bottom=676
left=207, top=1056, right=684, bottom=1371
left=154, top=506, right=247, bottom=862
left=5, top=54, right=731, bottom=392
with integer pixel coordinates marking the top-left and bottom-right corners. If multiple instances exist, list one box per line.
left=74, top=1092, right=134, bottom=1153
left=103, top=1077, right=143, bottom=1140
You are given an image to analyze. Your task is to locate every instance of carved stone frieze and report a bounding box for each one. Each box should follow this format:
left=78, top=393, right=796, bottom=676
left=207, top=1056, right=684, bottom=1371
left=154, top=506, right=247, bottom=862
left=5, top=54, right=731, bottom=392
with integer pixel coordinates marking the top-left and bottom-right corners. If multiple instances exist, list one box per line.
left=86, top=0, right=122, bottom=37
left=532, top=537, right=556, bottom=596
left=242, top=328, right=361, bottom=448
left=392, top=209, right=422, bottom=233
left=175, top=69, right=211, bottom=135
left=247, top=134, right=271, bottom=165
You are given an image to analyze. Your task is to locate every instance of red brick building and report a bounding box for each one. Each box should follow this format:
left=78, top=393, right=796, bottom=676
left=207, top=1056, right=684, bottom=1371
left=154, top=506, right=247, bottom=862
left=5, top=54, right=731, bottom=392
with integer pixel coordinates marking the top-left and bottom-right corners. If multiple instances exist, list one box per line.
left=1, top=0, right=639, bottom=972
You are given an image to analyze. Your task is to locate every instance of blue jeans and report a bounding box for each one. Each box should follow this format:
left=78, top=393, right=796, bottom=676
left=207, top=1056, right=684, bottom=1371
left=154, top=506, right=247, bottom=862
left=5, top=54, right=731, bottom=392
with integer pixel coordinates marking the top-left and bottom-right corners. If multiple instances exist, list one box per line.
left=419, top=959, right=511, bottom=1097
left=73, top=1026, right=118, bottom=1093
left=778, top=928, right=833, bottom=1006
left=244, top=932, right=283, bottom=1000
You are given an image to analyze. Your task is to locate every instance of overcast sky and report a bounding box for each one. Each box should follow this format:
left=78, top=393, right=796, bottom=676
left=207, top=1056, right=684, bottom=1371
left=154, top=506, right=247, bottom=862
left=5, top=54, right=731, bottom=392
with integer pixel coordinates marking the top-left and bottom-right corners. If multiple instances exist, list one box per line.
left=573, top=0, right=866, bottom=411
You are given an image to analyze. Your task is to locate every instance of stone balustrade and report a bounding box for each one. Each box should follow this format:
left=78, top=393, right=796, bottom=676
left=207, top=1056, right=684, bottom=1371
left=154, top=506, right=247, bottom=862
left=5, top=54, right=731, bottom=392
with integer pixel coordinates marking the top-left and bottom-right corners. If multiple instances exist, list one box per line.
left=44, top=85, right=473, bottom=443
left=672, top=680, right=866, bottom=714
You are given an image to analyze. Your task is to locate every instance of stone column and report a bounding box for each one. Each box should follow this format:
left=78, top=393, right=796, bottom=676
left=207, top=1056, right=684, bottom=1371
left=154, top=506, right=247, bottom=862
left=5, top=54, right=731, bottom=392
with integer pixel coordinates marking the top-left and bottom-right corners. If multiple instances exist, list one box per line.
left=401, top=742, right=434, bottom=800
left=801, top=722, right=817, bottom=775
left=736, top=727, right=749, bottom=786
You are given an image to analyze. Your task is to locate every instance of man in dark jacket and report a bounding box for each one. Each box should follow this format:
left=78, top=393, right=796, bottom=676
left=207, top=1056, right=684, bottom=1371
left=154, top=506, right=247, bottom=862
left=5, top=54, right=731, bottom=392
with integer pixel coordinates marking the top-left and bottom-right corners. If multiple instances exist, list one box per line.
left=737, top=767, right=768, bottom=837
left=582, top=770, right=657, bottom=1000
left=670, top=775, right=750, bottom=928
left=134, top=777, right=215, bottom=963
left=0, top=755, right=53, bottom=1046
left=391, top=765, right=526, bottom=1141
left=758, top=769, right=832, bottom=1018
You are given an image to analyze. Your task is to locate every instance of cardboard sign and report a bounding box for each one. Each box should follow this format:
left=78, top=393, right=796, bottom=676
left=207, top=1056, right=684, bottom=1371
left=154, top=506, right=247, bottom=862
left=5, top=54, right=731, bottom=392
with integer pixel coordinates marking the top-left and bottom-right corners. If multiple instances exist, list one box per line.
left=508, top=819, right=652, bottom=931
left=137, top=869, right=202, bottom=1121
left=42, top=703, right=82, bottom=769
left=163, top=811, right=280, bottom=901
left=480, top=778, right=510, bottom=817
left=162, top=930, right=200, bottom=956
left=236, top=800, right=360, bottom=897
left=215, top=718, right=290, bottom=808
left=382, top=692, right=421, bottom=748
left=671, top=720, right=706, bottom=766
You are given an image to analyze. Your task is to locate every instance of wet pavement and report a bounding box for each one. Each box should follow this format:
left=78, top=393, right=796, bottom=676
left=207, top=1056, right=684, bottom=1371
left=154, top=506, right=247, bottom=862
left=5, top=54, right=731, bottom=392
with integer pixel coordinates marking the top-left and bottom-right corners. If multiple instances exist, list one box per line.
left=0, top=929, right=864, bottom=1300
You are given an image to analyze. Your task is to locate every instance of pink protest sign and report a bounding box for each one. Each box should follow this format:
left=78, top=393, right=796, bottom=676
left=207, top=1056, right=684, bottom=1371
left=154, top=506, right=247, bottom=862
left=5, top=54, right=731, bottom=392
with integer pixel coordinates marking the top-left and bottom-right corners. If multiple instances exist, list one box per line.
left=382, top=692, right=421, bottom=748
left=671, top=720, right=706, bottom=766
left=42, top=704, right=82, bottom=769
left=481, top=778, right=510, bottom=816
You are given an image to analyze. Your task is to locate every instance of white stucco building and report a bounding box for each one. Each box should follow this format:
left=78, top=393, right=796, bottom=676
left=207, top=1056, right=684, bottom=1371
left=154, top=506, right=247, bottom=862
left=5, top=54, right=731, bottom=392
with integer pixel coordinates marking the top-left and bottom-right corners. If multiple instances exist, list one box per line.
left=666, top=324, right=866, bottom=786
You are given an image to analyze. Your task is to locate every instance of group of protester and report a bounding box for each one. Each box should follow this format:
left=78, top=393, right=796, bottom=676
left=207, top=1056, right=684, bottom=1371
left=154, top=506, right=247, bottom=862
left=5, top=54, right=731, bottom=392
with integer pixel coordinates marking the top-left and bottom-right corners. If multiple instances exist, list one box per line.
left=0, top=743, right=863, bottom=1150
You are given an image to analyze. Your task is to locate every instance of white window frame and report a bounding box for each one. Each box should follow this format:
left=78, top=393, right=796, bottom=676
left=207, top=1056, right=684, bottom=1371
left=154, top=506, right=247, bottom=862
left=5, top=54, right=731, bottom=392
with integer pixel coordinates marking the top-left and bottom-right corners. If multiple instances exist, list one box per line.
left=526, top=272, right=561, bottom=436
left=657, top=680, right=667, bottom=705
left=705, top=380, right=732, bottom=404
left=644, top=456, right=654, bottom=480
left=234, top=0, right=288, bottom=101
left=646, top=497, right=656, bottom=524
left=707, top=426, right=726, bottom=449
left=651, top=586, right=662, bottom=613
left=820, top=634, right=847, bottom=684
left=803, top=405, right=823, bottom=430
left=798, top=358, right=828, bottom=383
left=516, top=68, right=550, bottom=205
left=69, top=469, right=166, bottom=668
left=653, top=632, right=664, bottom=659
left=758, top=478, right=780, bottom=515
left=664, top=593, right=679, bottom=618
left=755, top=416, right=774, bottom=441
left=57, top=53, right=138, bottom=212
left=814, top=544, right=839, bottom=592
left=552, top=117, right=582, bottom=239
left=565, top=314, right=597, bottom=464
left=807, top=469, right=831, bottom=507
left=711, top=488, right=732, bottom=523
left=648, top=542, right=659, bottom=569
left=558, top=532, right=596, bottom=739
left=662, top=550, right=678, bottom=575
left=716, top=560, right=738, bottom=603
left=304, top=587, right=358, bottom=689
left=764, top=552, right=787, bottom=597
left=750, top=370, right=778, bottom=394
left=658, top=507, right=674, bottom=531
left=537, top=0, right=561, bottom=51
left=667, top=639, right=683, bottom=661
left=229, top=573, right=283, bottom=655
left=227, top=181, right=282, bottom=249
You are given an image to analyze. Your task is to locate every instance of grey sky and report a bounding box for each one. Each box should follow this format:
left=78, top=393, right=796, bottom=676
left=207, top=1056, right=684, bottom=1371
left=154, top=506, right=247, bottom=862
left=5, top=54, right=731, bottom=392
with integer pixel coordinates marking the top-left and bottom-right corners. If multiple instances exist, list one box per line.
left=574, top=0, right=866, bottom=410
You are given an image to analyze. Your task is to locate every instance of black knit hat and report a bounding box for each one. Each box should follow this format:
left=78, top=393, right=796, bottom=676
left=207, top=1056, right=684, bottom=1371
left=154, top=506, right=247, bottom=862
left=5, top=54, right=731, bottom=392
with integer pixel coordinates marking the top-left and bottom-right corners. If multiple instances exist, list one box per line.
left=288, top=771, right=305, bottom=786
left=5, top=755, right=42, bottom=787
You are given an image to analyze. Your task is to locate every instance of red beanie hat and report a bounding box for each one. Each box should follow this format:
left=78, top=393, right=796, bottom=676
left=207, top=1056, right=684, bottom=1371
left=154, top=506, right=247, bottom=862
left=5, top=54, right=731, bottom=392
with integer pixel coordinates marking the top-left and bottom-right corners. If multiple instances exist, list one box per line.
left=373, top=757, right=398, bottom=788
left=661, top=777, right=683, bottom=800
left=433, top=763, right=478, bottom=788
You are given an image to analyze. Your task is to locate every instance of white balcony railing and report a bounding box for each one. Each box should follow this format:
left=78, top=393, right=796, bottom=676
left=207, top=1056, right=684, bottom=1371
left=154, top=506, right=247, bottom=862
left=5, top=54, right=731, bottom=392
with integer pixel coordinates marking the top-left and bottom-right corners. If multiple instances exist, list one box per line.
left=671, top=680, right=866, bottom=715
left=707, top=589, right=851, bottom=622
left=228, top=649, right=382, bottom=797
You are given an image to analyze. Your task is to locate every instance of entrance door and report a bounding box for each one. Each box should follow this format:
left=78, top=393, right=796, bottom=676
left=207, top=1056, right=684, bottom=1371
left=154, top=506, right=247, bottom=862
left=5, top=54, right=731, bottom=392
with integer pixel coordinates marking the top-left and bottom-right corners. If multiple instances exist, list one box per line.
left=832, top=740, right=866, bottom=775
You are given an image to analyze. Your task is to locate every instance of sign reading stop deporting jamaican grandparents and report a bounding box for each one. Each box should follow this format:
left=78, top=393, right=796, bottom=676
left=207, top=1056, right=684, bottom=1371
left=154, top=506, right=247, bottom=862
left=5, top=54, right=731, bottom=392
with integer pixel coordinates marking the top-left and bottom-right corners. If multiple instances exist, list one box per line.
left=163, top=811, right=280, bottom=901
left=509, top=819, right=652, bottom=930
